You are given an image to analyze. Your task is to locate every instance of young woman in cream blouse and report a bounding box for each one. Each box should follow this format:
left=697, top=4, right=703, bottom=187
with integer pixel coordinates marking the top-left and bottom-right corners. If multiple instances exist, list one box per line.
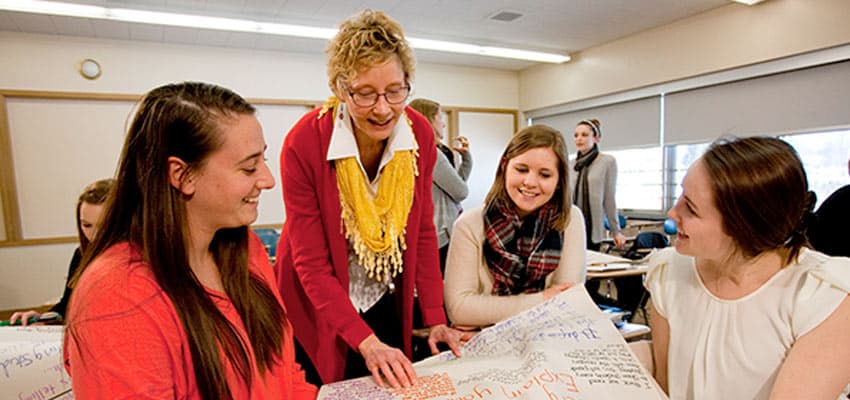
left=647, top=136, right=850, bottom=400
left=444, top=125, right=587, bottom=328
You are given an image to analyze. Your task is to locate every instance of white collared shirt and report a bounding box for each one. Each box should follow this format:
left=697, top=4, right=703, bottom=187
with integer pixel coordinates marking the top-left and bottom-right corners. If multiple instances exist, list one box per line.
left=326, top=103, right=418, bottom=312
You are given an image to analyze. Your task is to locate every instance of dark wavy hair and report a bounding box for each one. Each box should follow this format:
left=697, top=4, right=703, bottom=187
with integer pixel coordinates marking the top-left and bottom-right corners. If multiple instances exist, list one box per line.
left=702, top=136, right=814, bottom=266
left=70, top=82, right=285, bottom=400
left=484, top=124, right=572, bottom=230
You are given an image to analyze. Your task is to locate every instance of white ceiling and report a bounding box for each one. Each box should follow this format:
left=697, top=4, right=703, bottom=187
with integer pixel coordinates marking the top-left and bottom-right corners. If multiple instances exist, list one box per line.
left=0, top=0, right=733, bottom=70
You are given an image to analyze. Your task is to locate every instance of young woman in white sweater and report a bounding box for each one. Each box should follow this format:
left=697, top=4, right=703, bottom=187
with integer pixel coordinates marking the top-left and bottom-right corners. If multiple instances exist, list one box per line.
left=444, top=125, right=586, bottom=328
left=647, top=136, right=850, bottom=400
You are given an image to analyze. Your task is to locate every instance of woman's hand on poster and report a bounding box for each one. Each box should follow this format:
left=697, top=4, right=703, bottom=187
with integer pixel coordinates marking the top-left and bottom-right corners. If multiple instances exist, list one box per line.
left=358, top=334, right=417, bottom=389
left=427, top=324, right=469, bottom=357
left=542, top=282, right=573, bottom=301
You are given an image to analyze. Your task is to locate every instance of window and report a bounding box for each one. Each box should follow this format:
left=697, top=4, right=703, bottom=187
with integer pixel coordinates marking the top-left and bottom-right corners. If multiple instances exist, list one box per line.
left=666, top=129, right=850, bottom=211
left=606, top=146, right=664, bottom=211
left=780, top=129, right=850, bottom=209
left=669, top=142, right=709, bottom=201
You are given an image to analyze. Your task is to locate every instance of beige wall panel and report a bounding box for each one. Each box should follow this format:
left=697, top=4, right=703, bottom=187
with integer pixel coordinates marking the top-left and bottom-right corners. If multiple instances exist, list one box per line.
left=8, top=98, right=132, bottom=239
left=457, top=112, right=516, bottom=211
left=0, top=243, right=77, bottom=310
left=253, top=104, right=313, bottom=225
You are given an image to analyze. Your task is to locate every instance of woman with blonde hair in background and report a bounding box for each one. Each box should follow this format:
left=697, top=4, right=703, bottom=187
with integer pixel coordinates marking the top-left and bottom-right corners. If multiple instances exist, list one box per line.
left=408, top=98, right=472, bottom=272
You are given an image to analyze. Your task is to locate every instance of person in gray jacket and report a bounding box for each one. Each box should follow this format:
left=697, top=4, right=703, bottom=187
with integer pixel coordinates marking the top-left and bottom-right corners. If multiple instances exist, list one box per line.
left=570, top=119, right=643, bottom=312
left=409, top=98, right=472, bottom=273
left=569, top=118, right=625, bottom=250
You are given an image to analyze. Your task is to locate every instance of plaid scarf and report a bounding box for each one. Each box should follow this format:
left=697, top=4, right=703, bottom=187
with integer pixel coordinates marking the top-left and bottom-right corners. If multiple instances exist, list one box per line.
left=483, top=199, right=564, bottom=295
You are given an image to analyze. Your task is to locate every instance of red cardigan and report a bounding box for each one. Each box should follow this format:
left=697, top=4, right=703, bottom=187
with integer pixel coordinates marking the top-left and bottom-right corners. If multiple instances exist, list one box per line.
left=275, top=106, right=446, bottom=384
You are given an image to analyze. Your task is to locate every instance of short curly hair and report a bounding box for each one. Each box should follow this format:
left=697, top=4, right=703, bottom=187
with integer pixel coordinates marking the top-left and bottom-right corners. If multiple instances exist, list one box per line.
left=326, top=10, right=415, bottom=96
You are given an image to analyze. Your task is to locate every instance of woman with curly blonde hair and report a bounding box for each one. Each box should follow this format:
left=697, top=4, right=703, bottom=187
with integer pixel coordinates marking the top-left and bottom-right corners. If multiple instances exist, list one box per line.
left=275, top=9, right=465, bottom=389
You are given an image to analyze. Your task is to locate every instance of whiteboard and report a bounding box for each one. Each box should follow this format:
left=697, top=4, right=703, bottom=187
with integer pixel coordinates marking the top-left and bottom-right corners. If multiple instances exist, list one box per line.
left=254, top=104, right=313, bottom=226
left=5, top=97, right=311, bottom=239
left=457, top=112, right=516, bottom=211
left=7, top=98, right=132, bottom=239
left=5, top=97, right=514, bottom=238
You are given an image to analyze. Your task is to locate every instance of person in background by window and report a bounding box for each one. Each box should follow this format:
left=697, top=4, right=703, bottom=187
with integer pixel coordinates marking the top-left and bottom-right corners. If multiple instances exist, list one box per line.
left=274, top=10, right=465, bottom=389
left=571, top=119, right=643, bottom=312
left=64, top=82, right=317, bottom=400
left=408, top=98, right=472, bottom=273
left=570, top=118, right=625, bottom=250
left=807, top=153, right=850, bottom=258
left=8, top=178, right=113, bottom=325
left=444, top=125, right=586, bottom=329
left=647, top=136, right=850, bottom=400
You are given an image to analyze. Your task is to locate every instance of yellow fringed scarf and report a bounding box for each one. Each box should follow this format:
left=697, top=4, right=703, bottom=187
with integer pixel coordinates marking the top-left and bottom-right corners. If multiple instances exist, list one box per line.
left=322, top=97, right=419, bottom=282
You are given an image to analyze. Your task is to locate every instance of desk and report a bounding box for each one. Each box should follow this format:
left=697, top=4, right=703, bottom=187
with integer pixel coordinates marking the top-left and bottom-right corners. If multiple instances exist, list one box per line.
left=586, top=249, right=650, bottom=280
left=600, top=235, right=636, bottom=244
left=628, top=220, right=664, bottom=228
left=587, top=265, right=649, bottom=280
left=619, top=322, right=651, bottom=340
left=586, top=250, right=651, bottom=324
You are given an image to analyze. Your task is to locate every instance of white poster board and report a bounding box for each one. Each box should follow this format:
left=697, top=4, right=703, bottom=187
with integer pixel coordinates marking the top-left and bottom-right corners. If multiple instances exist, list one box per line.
left=318, top=287, right=666, bottom=399
left=0, top=325, right=73, bottom=399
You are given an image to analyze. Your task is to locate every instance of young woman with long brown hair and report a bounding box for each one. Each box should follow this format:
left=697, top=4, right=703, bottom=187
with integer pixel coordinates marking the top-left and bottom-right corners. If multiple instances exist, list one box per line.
left=63, top=82, right=317, bottom=399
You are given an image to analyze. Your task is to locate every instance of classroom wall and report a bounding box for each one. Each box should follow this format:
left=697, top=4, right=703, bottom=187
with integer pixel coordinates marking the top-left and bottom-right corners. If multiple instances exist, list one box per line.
left=457, top=112, right=515, bottom=212
left=11, top=0, right=849, bottom=311
left=519, top=0, right=850, bottom=112
left=0, top=31, right=519, bottom=108
left=0, top=31, right=519, bottom=310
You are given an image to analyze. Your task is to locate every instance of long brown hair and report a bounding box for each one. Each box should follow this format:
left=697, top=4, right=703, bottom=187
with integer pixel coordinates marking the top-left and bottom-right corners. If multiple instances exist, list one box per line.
left=75, top=178, right=114, bottom=252
left=702, top=136, right=813, bottom=266
left=408, top=98, right=441, bottom=137
left=484, top=125, right=572, bottom=230
left=70, top=82, right=285, bottom=400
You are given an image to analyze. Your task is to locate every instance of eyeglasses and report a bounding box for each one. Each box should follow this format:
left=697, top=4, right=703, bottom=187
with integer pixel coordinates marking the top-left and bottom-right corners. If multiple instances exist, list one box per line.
left=346, top=85, right=410, bottom=107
